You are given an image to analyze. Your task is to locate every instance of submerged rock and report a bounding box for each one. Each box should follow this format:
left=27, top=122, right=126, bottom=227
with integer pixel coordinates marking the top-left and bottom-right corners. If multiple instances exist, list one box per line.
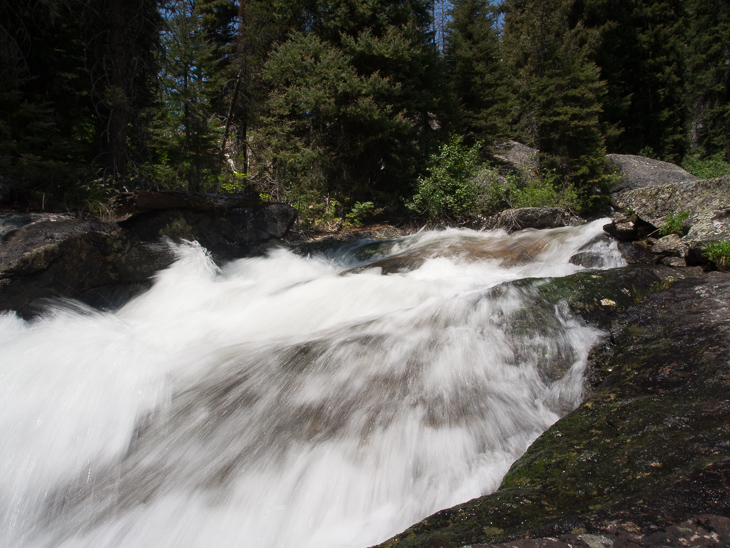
left=483, top=207, right=582, bottom=233
left=377, top=270, right=730, bottom=548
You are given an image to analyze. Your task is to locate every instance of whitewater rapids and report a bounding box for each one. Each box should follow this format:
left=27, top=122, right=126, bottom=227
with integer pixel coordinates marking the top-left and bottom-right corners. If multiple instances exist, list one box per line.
left=0, top=220, right=624, bottom=548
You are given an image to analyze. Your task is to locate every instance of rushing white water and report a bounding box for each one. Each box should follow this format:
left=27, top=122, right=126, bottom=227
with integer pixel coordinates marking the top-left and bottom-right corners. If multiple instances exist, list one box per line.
left=0, top=220, right=624, bottom=548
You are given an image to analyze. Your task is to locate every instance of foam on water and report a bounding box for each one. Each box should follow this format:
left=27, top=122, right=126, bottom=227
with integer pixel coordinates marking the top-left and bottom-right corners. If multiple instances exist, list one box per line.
left=0, top=220, right=624, bottom=548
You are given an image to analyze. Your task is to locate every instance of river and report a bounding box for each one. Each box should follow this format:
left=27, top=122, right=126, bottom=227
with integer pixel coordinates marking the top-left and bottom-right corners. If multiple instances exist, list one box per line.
left=0, top=220, right=623, bottom=547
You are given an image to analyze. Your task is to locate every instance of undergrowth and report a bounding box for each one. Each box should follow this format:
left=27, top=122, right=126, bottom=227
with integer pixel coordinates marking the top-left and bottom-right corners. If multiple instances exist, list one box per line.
left=701, top=240, right=730, bottom=267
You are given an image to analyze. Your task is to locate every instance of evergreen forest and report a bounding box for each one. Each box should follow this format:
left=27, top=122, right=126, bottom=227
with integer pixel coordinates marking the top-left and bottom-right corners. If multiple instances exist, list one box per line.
left=1, top=0, right=729, bottom=226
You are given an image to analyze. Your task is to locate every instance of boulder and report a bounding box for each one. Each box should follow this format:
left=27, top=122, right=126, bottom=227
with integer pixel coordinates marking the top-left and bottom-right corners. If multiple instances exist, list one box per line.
left=683, top=207, right=730, bottom=247
left=611, top=177, right=730, bottom=264
left=0, top=192, right=297, bottom=318
left=616, top=240, right=655, bottom=265
left=110, top=189, right=263, bottom=216
left=377, top=270, right=730, bottom=548
left=493, top=141, right=539, bottom=172
left=607, top=154, right=697, bottom=193
left=482, top=207, right=583, bottom=233
left=651, top=233, right=688, bottom=258
left=602, top=213, right=655, bottom=242
left=612, top=176, right=730, bottom=229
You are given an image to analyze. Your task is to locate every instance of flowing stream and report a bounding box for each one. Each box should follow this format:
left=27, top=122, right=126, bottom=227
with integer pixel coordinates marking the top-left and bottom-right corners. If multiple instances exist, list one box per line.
left=0, top=220, right=624, bottom=548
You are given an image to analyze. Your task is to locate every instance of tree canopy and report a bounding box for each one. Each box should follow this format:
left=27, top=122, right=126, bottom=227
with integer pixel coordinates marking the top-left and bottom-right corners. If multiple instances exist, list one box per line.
left=1, top=0, right=728, bottom=222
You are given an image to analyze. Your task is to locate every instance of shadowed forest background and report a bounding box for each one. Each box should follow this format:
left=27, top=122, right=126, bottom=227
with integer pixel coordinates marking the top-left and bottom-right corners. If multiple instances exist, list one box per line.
left=1, top=0, right=729, bottom=226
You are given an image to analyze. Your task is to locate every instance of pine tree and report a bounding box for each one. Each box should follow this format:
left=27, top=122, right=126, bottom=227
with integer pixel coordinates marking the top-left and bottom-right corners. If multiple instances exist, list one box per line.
left=684, top=0, right=730, bottom=159
left=79, top=0, right=162, bottom=181
left=579, top=0, right=687, bottom=162
left=152, top=0, right=225, bottom=192
left=445, top=0, right=509, bottom=146
left=256, top=0, right=453, bottom=208
left=0, top=0, right=91, bottom=202
left=501, top=0, right=610, bottom=205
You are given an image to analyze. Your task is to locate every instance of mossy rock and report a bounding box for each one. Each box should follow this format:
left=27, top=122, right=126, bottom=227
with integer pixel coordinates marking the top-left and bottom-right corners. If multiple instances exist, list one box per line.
left=376, top=271, right=730, bottom=547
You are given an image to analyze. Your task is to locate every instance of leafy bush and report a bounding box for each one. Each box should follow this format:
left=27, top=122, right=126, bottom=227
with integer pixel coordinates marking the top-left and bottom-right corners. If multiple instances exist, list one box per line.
left=345, top=201, right=381, bottom=228
left=682, top=152, right=730, bottom=179
left=701, top=240, right=730, bottom=267
left=502, top=169, right=580, bottom=211
left=659, top=211, right=690, bottom=236
left=406, top=135, right=482, bottom=221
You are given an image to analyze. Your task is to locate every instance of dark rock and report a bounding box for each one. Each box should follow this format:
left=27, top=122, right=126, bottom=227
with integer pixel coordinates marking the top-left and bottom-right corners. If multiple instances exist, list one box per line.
left=119, top=203, right=296, bottom=262
left=568, top=233, right=617, bottom=268
left=0, top=212, right=163, bottom=318
left=110, top=189, right=263, bottom=216
left=483, top=207, right=583, bottom=233
left=377, top=271, right=730, bottom=548
left=603, top=217, right=638, bottom=241
left=607, top=154, right=697, bottom=193
left=568, top=251, right=604, bottom=268
left=660, top=256, right=687, bottom=267
left=0, top=197, right=297, bottom=318
left=603, top=215, right=656, bottom=242
left=616, top=241, right=655, bottom=265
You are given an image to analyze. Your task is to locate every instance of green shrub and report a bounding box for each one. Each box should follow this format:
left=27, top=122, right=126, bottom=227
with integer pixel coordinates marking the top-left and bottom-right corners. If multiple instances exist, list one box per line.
left=345, top=201, right=381, bottom=228
left=503, top=170, right=580, bottom=211
left=659, top=211, right=690, bottom=236
left=406, top=135, right=482, bottom=221
left=701, top=240, right=730, bottom=267
left=682, top=152, right=730, bottom=179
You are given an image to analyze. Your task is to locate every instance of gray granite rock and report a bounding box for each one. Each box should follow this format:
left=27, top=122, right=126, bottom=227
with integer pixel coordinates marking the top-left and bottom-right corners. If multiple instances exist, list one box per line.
left=608, top=154, right=698, bottom=193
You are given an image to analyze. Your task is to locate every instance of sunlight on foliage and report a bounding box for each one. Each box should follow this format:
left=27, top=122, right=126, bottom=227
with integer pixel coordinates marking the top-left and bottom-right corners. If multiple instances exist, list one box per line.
left=659, top=211, right=690, bottom=236
left=682, top=152, right=730, bottom=179
left=406, top=135, right=483, bottom=221
left=701, top=240, right=730, bottom=267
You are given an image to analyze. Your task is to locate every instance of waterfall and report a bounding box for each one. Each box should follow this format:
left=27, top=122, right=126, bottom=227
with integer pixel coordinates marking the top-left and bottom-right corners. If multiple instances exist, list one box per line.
left=0, top=220, right=624, bottom=548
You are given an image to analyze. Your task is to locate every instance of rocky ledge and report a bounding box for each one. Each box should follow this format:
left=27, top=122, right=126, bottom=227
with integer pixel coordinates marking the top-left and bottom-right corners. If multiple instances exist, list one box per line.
left=605, top=176, right=730, bottom=268
left=0, top=191, right=296, bottom=318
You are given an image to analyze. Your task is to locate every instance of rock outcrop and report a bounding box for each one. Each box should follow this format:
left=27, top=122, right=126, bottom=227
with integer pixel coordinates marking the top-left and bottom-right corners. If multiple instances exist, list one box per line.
left=0, top=191, right=297, bottom=318
left=607, top=153, right=698, bottom=193
left=612, top=176, right=730, bottom=229
left=377, top=269, right=730, bottom=548
left=606, top=176, right=730, bottom=266
left=493, top=141, right=539, bottom=172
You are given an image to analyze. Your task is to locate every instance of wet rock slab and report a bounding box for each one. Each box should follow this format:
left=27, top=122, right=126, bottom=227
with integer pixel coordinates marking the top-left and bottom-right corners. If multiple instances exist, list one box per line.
left=375, top=270, right=730, bottom=548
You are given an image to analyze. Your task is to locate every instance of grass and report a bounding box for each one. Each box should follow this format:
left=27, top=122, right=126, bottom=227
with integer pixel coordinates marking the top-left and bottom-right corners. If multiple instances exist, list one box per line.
left=701, top=240, right=730, bottom=267
left=659, top=211, right=690, bottom=236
